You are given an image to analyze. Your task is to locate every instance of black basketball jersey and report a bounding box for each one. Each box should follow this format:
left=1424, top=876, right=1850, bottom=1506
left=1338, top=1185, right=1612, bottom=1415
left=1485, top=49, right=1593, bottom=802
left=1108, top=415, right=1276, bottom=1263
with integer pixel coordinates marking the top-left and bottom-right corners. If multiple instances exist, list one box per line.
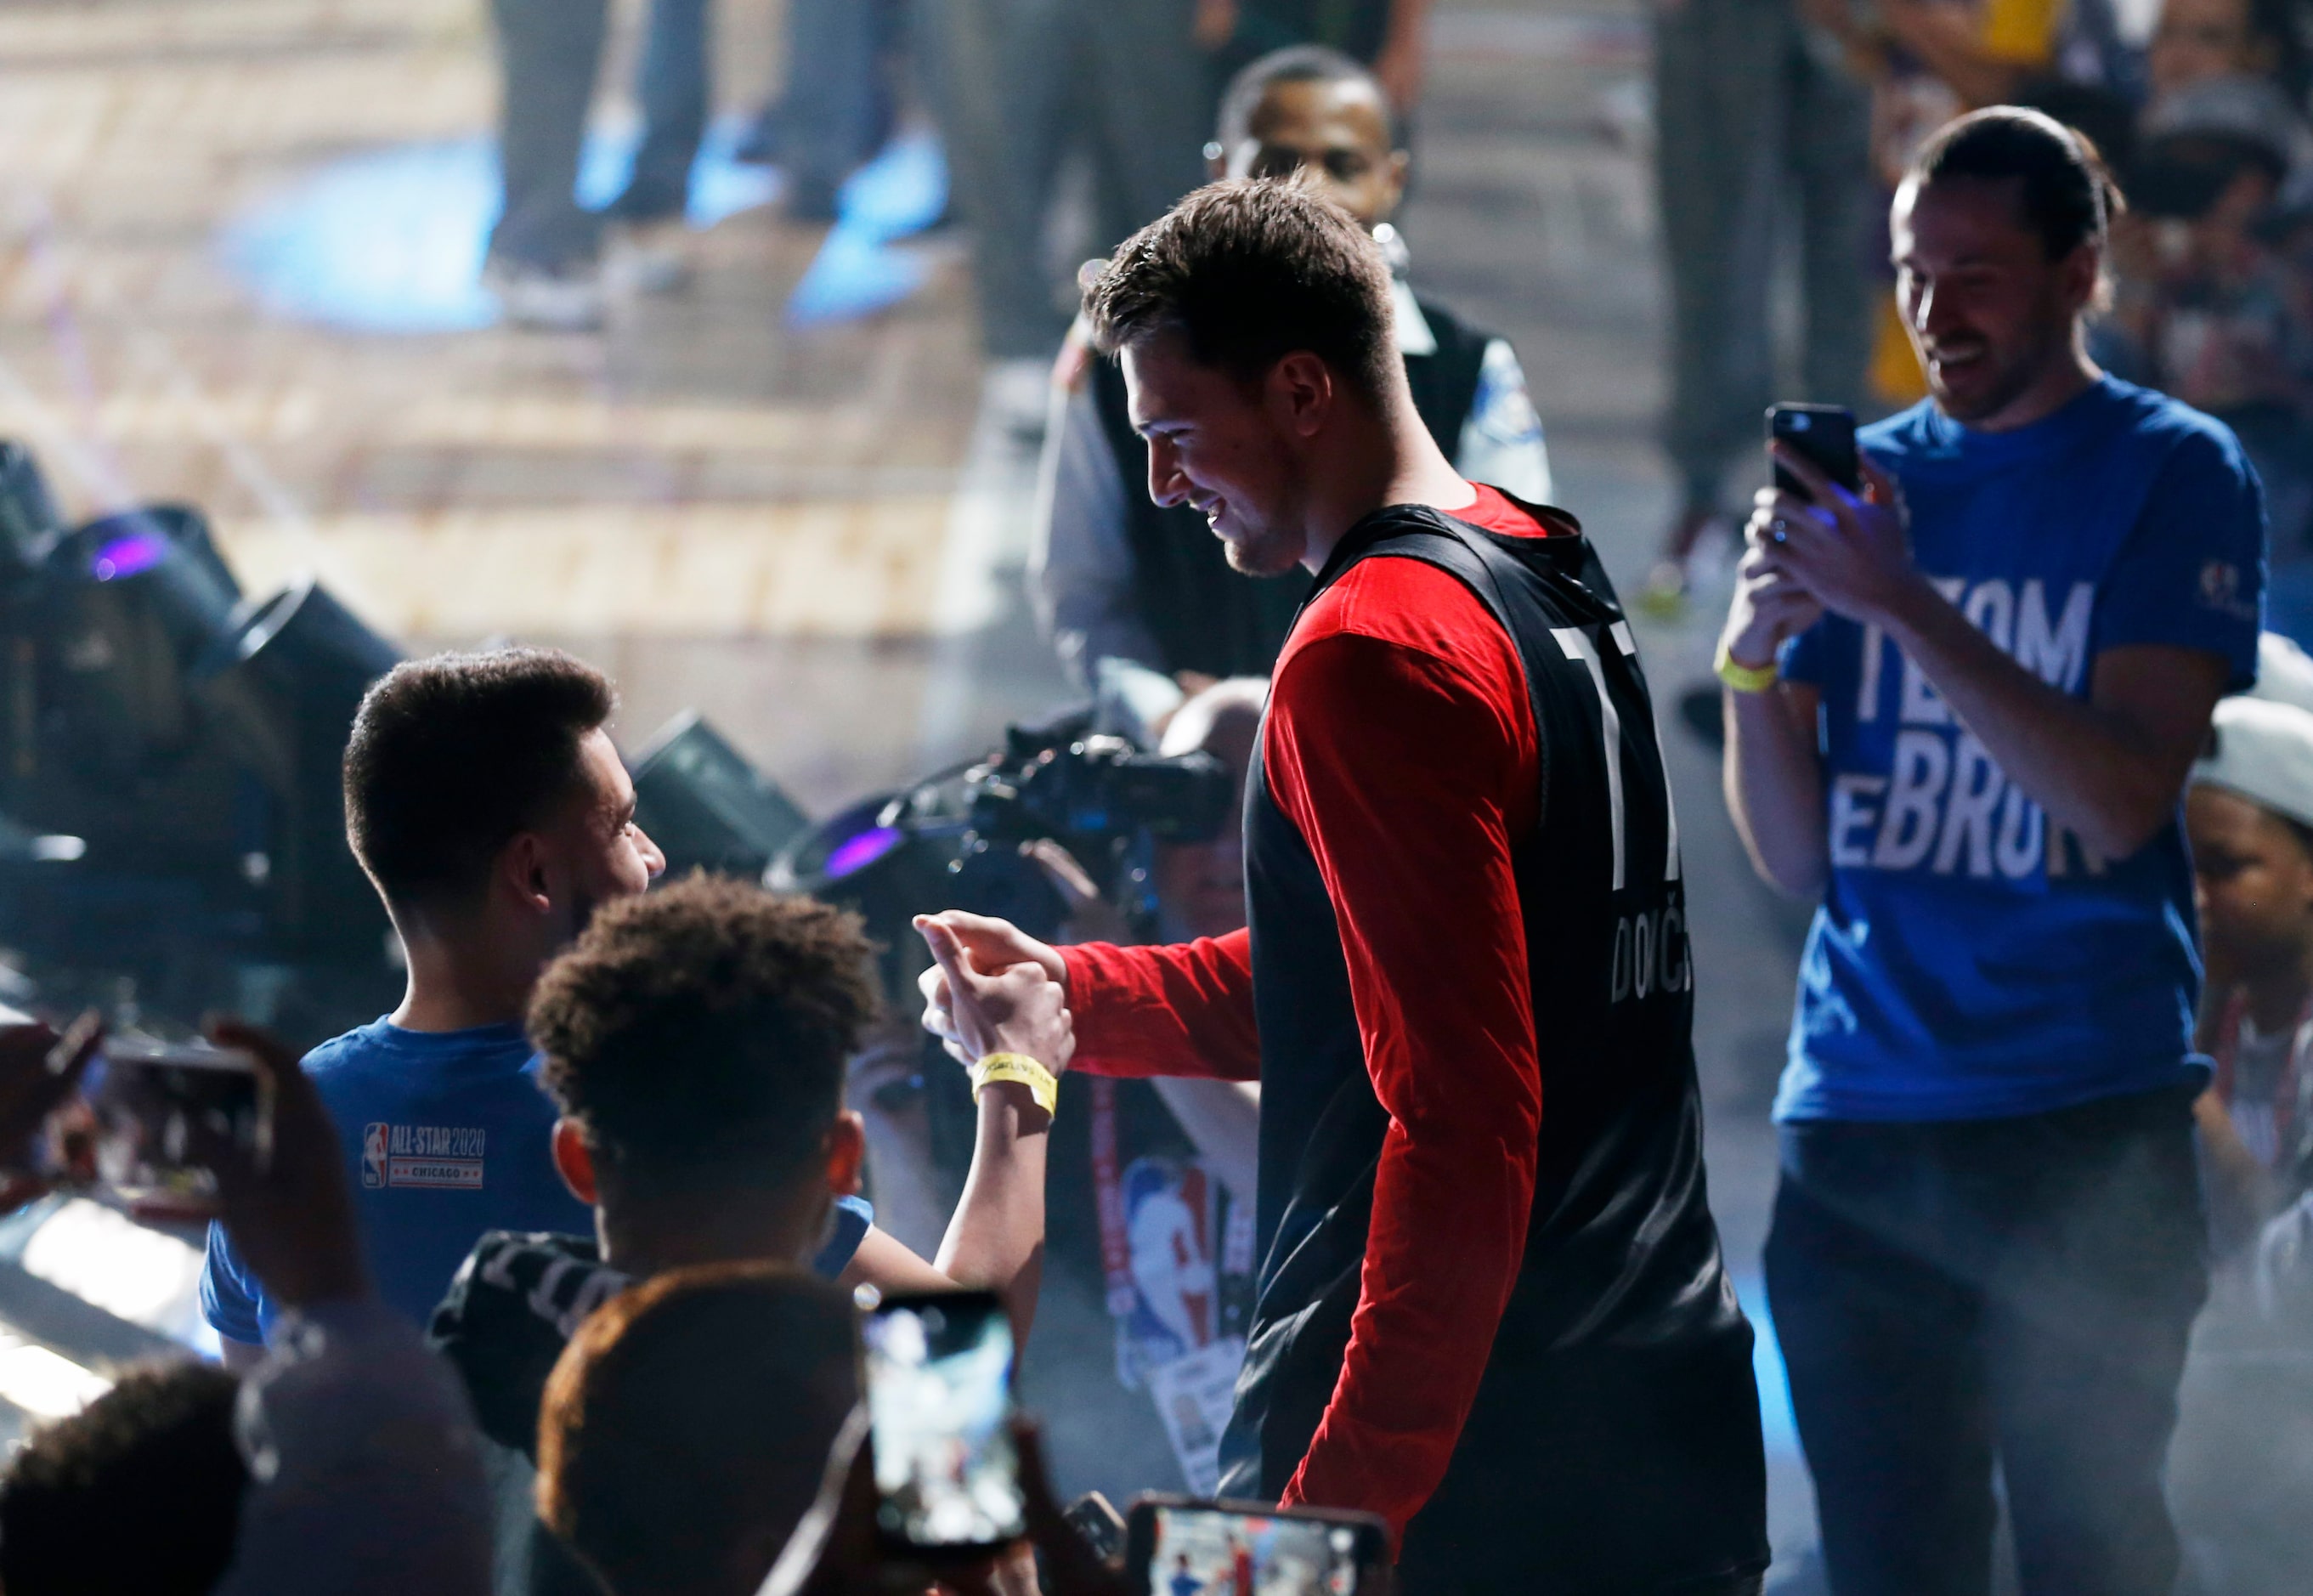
left=1223, top=503, right=1767, bottom=1592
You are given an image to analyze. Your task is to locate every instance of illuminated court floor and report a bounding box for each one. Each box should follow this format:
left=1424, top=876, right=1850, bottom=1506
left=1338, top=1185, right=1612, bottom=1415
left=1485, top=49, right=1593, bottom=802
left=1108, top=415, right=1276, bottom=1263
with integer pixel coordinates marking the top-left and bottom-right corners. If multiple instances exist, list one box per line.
left=0, top=0, right=1023, bottom=806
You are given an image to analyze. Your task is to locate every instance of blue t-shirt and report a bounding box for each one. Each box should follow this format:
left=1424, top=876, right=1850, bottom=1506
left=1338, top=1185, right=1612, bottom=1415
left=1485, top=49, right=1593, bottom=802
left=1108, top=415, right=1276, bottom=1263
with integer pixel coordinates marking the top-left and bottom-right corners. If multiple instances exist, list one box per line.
left=201, top=1017, right=879, bottom=1343
left=1777, top=376, right=2265, bottom=1123
left=201, top=1019, right=591, bottom=1343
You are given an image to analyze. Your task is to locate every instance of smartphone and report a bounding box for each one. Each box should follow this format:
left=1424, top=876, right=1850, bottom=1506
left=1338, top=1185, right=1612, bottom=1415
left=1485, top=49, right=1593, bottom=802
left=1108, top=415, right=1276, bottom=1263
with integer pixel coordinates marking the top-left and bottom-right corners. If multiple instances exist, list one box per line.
left=863, top=1288, right=1026, bottom=1556
left=1767, top=403, right=1860, bottom=500
left=1065, top=1492, right=1128, bottom=1562
left=1126, top=1497, right=1392, bottom=1596
left=79, top=1040, right=270, bottom=1214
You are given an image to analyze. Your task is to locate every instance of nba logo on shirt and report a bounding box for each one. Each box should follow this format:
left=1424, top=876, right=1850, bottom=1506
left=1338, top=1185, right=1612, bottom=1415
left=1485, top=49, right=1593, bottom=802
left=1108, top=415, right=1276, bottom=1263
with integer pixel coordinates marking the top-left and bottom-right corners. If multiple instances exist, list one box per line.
left=361, top=1123, right=388, bottom=1189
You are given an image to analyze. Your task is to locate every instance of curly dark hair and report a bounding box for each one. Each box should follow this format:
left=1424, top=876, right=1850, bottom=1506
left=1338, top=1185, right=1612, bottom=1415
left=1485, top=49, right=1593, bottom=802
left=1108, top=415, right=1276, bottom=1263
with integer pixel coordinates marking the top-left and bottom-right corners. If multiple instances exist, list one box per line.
left=529, top=874, right=879, bottom=1193
left=1086, top=176, right=1396, bottom=400
left=0, top=1361, right=247, bottom=1596
left=343, top=647, right=615, bottom=913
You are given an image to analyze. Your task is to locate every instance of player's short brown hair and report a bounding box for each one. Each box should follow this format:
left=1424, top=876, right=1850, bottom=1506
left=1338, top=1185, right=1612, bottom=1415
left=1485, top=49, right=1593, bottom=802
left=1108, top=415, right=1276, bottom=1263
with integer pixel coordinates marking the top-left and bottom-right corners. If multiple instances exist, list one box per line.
left=1086, top=177, right=1397, bottom=400
left=538, top=1263, right=860, bottom=1596
left=343, top=648, right=615, bottom=912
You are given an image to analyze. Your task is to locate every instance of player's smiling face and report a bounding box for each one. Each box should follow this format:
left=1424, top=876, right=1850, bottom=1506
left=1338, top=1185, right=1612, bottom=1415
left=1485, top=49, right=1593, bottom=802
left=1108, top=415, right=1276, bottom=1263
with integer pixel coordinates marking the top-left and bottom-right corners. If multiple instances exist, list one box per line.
left=1123, top=327, right=1312, bottom=578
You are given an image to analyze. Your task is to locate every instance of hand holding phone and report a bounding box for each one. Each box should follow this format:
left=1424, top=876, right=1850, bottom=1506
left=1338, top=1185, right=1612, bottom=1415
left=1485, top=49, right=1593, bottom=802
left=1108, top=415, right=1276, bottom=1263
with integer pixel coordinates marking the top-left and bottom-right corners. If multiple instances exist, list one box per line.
left=864, top=1289, right=1027, bottom=1559
left=194, top=1020, right=370, bottom=1311
left=1767, top=404, right=1860, bottom=503
left=83, top=1036, right=270, bottom=1215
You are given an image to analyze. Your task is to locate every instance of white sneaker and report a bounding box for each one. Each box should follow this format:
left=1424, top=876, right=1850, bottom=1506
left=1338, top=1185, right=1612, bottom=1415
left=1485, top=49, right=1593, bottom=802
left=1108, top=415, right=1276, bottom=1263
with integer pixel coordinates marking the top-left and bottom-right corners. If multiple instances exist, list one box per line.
left=484, top=257, right=605, bottom=331
left=605, top=219, right=693, bottom=296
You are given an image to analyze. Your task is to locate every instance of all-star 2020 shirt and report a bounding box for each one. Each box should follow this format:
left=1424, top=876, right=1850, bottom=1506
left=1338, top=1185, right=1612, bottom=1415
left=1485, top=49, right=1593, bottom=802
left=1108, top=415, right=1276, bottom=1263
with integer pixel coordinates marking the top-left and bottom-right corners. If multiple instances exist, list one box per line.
left=201, top=1018, right=591, bottom=1344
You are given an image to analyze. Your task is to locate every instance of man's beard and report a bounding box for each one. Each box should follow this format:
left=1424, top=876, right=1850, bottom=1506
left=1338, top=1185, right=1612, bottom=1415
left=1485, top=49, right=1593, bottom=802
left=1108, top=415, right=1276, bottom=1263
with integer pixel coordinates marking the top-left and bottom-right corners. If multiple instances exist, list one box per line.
left=1926, top=306, right=2071, bottom=424
left=1929, top=345, right=2041, bottom=423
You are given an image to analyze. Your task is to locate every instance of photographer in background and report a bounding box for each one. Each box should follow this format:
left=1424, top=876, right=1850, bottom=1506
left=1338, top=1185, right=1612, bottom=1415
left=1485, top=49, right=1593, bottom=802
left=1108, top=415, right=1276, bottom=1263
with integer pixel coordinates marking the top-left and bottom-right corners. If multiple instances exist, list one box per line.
left=879, top=680, right=1262, bottom=1501
left=1032, top=46, right=1551, bottom=693
left=1721, top=109, right=2266, bottom=1595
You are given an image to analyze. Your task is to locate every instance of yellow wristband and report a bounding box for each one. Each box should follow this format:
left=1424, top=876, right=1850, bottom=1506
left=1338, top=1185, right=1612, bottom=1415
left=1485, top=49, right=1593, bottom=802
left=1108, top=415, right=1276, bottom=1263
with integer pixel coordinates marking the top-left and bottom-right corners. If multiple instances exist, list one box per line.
left=972, top=1052, right=1059, bottom=1118
left=1715, top=640, right=1780, bottom=694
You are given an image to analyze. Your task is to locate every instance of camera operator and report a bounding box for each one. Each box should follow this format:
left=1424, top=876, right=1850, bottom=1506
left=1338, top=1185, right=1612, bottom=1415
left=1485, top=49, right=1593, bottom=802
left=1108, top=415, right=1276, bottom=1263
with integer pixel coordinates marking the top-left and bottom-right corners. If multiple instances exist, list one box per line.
left=1024, top=679, right=1265, bottom=1198
left=1032, top=46, right=1551, bottom=693
left=1720, top=109, right=2268, bottom=1595
left=964, top=681, right=1265, bottom=1499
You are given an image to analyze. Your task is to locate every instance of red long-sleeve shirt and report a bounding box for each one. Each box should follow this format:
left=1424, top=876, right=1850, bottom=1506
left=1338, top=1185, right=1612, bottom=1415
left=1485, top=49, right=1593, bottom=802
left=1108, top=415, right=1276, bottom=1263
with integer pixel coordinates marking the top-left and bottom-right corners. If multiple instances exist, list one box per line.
left=1060, top=486, right=1551, bottom=1538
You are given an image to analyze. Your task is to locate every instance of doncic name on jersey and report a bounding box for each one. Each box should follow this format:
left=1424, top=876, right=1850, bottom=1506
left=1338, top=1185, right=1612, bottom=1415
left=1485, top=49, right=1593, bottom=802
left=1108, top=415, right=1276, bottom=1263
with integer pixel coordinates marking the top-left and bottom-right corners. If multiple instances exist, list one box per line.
left=362, top=1122, right=488, bottom=1190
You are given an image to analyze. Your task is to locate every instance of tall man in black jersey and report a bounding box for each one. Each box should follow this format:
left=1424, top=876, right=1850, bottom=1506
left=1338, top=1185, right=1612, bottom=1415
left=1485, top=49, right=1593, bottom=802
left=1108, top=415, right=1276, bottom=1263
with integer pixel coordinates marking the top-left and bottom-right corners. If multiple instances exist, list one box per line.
left=925, top=178, right=1765, bottom=1592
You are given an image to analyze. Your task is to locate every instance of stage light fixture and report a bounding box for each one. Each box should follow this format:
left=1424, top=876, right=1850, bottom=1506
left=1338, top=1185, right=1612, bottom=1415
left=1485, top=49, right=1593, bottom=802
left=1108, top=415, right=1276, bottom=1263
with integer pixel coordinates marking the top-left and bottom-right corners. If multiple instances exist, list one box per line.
left=40, top=505, right=242, bottom=772
left=629, top=710, right=811, bottom=880
left=195, top=578, right=401, bottom=956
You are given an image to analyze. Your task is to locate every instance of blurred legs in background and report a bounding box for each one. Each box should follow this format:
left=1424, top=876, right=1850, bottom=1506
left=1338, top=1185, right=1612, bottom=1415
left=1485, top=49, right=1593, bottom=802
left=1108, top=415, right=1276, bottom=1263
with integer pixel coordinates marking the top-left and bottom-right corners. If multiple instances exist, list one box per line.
left=914, top=0, right=1066, bottom=360
left=1649, top=0, right=1871, bottom=611
left=487, top=0, right=610, bottom=325
left=778, top=0, right=907, bottom=220
left=488, top=0, right=710, bottom=322
left=1076, top=0, right=1216, bottom=267
left=607, top=0, right=710, bottom=222
left=917, top=0, right=1213, bottom=369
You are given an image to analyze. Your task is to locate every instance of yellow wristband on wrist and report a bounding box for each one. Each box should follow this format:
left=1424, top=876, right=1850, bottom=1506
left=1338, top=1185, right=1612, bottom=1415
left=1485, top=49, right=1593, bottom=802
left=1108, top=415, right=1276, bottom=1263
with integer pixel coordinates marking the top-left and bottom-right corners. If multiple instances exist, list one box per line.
left=971, top=1052, right=1059, bottom=1118
left=1715, top=640, right=1780, bottom=694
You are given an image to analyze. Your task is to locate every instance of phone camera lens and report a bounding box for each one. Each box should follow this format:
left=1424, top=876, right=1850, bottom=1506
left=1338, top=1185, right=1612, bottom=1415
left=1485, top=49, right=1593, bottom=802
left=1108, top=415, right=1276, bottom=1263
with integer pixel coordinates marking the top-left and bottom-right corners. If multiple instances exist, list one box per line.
left=1790, top=413, right=1810, bottom=432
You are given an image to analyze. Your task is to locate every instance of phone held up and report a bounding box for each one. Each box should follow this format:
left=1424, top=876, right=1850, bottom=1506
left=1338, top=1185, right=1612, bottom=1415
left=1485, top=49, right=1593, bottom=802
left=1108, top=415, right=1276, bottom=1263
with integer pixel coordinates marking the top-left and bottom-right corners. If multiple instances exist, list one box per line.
left=76, top=1039, right=272, bottom=1217
left=862, top=1287, right=1027, bottom=1560
left=1767, top=403, right=1860, bottom=501
left=1125, top=1496, right=1392, bottom=1596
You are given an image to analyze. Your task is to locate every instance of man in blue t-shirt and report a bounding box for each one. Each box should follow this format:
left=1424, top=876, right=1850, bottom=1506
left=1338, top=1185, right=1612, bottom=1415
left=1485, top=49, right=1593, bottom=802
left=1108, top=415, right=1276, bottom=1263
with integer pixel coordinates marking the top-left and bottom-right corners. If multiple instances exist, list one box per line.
left=1717, top=110, right=2266, bottom=1595
left=204, top=651, right=913, bottom=1357
left=202, top=648, right=672, bottom=1358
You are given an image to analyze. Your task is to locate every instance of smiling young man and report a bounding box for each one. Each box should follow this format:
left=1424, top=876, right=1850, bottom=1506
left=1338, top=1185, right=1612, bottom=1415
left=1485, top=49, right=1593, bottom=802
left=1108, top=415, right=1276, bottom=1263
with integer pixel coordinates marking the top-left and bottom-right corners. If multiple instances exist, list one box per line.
left=202, top=649, right=669, bottom=1360
left=1032, top=45, right=1550, bottom=691
left=925, top=178, right=1766, bottom=1593
left=1719, top=108, right=2268, bottom=1595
